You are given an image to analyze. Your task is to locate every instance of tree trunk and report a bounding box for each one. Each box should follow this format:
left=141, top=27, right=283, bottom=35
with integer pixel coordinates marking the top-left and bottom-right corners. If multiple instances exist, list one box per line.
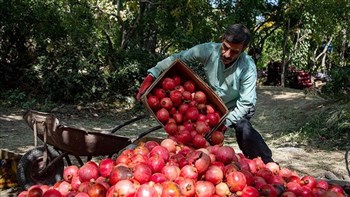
left=281, top=18, right=290, bottom=87
left=340, top=28, right=347, bottom=67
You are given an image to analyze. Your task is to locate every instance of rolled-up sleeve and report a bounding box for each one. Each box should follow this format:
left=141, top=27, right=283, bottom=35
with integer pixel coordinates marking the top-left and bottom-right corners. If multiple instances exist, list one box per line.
left=147, top=44, right=210, bottom=78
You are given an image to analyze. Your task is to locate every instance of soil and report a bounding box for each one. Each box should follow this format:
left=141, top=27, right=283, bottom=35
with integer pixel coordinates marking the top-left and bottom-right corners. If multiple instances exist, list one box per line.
left=1, top=86, right=349, bottom=196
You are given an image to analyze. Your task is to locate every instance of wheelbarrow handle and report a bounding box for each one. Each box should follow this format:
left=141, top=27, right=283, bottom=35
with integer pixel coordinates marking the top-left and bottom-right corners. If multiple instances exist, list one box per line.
left=110, top=114, right=147, bottom=134
left=129, top=125, right=163, bottom=144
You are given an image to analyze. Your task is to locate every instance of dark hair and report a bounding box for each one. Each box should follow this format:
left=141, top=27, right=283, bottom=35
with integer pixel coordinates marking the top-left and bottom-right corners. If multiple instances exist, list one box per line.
left=223, top=24, right=251, bottom=47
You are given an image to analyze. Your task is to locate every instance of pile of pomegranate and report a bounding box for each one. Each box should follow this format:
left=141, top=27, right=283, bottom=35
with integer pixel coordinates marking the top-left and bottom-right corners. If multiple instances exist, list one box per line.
left=18, top=74, right=348, bottom=197
left=18, top=138, right=347, bottom=197
left=146, top=75, right=226, bottom=147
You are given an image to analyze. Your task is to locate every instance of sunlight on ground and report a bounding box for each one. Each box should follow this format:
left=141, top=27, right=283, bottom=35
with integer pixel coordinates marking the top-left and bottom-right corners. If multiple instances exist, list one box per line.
left=0, top=115, right=23, bottom=121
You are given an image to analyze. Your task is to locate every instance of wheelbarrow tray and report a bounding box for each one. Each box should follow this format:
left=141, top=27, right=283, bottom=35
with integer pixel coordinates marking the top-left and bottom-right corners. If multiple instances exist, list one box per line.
left=23, top=110, right=155, bottom=156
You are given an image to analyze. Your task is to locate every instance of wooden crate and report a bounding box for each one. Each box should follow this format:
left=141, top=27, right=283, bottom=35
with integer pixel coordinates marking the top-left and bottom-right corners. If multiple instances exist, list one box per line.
left=141, top=59, right=228, bottom=138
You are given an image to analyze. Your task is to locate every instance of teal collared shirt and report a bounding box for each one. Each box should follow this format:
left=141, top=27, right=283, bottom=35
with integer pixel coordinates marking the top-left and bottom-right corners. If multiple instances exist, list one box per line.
left=148, top=42, right=257, bottom=126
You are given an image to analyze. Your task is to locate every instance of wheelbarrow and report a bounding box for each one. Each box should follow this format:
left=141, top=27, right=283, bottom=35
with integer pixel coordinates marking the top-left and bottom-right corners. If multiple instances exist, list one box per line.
left=16, top=109, right=162, bottom=190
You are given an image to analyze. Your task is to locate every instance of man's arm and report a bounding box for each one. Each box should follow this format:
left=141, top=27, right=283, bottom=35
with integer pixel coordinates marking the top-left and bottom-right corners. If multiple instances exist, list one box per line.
left=148, top=43, right=211, bottom=78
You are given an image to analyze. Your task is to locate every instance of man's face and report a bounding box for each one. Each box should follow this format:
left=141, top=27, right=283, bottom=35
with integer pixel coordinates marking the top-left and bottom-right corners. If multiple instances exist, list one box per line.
left=220, top=40, right=245, bottom=66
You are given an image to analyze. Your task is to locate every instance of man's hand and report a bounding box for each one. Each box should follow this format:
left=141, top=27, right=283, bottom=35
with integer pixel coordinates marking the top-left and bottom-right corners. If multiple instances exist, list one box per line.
left=136, top=74, right=154, bottom=101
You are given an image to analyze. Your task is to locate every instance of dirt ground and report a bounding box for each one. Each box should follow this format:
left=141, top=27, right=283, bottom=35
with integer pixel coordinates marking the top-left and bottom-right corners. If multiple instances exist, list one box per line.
left=1, top=86, right=349, bottom=196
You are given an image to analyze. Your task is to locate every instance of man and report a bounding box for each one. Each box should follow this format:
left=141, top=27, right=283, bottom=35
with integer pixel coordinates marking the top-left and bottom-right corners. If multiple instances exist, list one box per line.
left=136, top=24, right=274, bottom=164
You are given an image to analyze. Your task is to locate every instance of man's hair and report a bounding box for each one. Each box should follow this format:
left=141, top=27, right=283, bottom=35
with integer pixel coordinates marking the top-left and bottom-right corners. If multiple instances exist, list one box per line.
left=222, top=24, right=251, bottom=47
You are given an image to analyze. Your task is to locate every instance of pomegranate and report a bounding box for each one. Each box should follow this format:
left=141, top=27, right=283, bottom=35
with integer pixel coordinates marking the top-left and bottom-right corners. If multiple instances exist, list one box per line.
left=42, top=189, right=63, bottom=197
left=183, top=80, right=196, bottom=92
left=315, top=179, right=329, bottom=190
left=28, top=187, right=43, bottom=197
left=147, top=155, right=166, bottom=173
left=185, top=107, right=199, bottom=121
left=17, top=191, right=29, bottom=197
left=182, top=90, right=192, bottom=101
left=133, top=145, right=149, bottom=156
left=210, top=130, right=225, bottom=145
left=180, top=164, right=199, bottom=180
left=78, top=182, right=90, bottom=193
left=204, top=165, right=224, bottom=185
left=144, top=140, right=159, bottom=151
left=175, top=85, right=185, bottom=93
left=301, top=175, right=317, bottom=189
left=150, top=145, right=170, bottom=162
left=78, top=161, right=99, bottom=182
left=252, top=176, right=267, bottom=190
left=115, top=154, right=131, bottom=165
left=183, top=121, right=194, bottom=131
left=154, top=88, right=166, bottom=99
left=187, top=151, right=211, bottom=174
left=178, top=178, right=196, bottom=197
left=256, top=168, right=274, bottom=183
left=161, top=181, right=181, bottom=197
left=160, top=97, right=173, bottom=110
left=226, top=171, right=247, bottom=192
left=162, top=77, right=176, bottom=91
left=299, top=186, right=313, bottom=197
left=147, top=95, right=160, bottom=110
left=214, top=146, right=236, bottom=165
left=192, top=134, right=207, bottom=148
left=95, top=176, right=111, bottom=190
left=194, top=91, right=207, bottom=104
left=206, top=104, right=215, bottom=114
left=164, top=121, right=178, bottom=135
left=172, top=112, right=183, bottom=124
left=240, top=185, right=260, bottom=197
left=98, top=158, right=115, bottom=178
left=265, top=162, right=280, bottom=175
left=63, top=165, right=79, bottom=183
left=55, top=180, right=71, bottom=196
left=150, top=172, right=168, bottom=183
left=195, top=120, right=210, bottom=135
left=160, top=138, right=178, bottom=153
left=156, top=108, right=170, bottom=123
left=215, top=182, right=231, bottom=197
left=75, top=192, right=90, bottom=197
left=113, top=179, right=137, bottom=197
left=259, top=184, right=278, bottom=197
left=133, top=163, right=152, bottom=184
left=162, top=165, right=180, bottom=181
left=224, top=163, right=240, bottom=176
left=135, top=184, right=158, bottom=197
left=175, top=129, right=192, bottom=145
left=178, top=103, right=190, bottom=115
left=70, top=175, right=82, bottom=191
left=279, top=167, right=293, bottom=179
left=172, top=75, right=182, bottom=85
left=197, top=103, right=207, bottom=114
left=241, top=169, right=255, bottom=186
left=109, top=165, right=133, bottom=185
left=169, top=90, right=183, bottom=106
left=195, top=181, right=215, bottom=197
left=87, top=182, right=107, bottom=197
left=285, top=181, right=302, bottom=195
left=206, top=113, right=220, bottom=127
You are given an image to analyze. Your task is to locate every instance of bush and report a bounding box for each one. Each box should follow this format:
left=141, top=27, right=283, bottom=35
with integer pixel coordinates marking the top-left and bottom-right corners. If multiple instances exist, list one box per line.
left=321, top=66, right=350, bottom=100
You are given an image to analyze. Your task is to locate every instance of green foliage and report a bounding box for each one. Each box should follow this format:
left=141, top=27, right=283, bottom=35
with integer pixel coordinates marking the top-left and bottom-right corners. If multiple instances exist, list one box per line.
left=321, top=66, right=350, bottom=100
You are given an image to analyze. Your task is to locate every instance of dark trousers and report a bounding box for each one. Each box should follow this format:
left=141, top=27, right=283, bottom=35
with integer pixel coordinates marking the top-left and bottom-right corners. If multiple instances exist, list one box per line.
left=232, top=107, right=274, bottom=164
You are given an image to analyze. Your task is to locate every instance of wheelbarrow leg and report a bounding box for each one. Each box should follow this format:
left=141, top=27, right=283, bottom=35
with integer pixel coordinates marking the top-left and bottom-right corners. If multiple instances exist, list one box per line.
left=74, top=155, right=84, bottom=167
